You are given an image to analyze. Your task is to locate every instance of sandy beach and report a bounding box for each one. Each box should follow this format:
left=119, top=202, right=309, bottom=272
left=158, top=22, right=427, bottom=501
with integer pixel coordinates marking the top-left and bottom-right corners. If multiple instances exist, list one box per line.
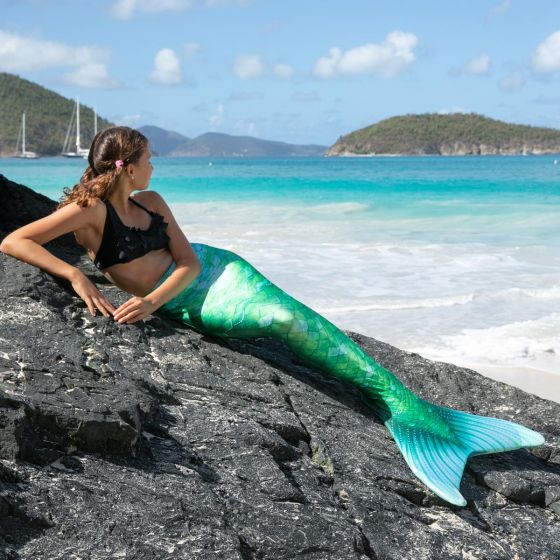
left=451, top=361, right=560, bottom=404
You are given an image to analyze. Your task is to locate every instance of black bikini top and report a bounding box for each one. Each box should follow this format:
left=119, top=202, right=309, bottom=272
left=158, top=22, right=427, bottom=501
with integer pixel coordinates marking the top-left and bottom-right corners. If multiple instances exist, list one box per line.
left=93, top=196, right=170, bottom=271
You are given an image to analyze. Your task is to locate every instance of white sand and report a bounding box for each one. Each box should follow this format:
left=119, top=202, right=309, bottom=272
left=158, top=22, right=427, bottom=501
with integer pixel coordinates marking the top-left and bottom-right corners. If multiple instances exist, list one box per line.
left=473, top=364, right=560, bottom=405
left=442, top=361, right=560, bottom=405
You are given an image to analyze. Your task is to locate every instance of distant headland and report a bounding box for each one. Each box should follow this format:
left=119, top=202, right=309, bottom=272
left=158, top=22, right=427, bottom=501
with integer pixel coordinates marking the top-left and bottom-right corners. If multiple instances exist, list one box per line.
left=326, top=113, right=560, bottom=156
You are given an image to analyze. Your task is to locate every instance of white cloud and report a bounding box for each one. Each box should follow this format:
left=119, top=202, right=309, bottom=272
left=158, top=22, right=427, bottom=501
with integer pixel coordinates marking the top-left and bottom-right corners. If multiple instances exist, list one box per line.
left=148, top=48, right=183, bottom=85
left=184, top=42, right=201, bottom=57
left=204, top=0, right=249, bottom=5
left=437, top=107, right=469, bottom=115
left=233, top=119, right=258, bottom=136
left=466, top=53, right=491, bottom=75
left=490, top=0, right=511, bottom=15
left=313, top=31, right=418, bottom=79
left=273, top=63, right=294, bottom=78
left=63, top=63, right=120, bottom=88
left=115, top=113, right=143, bottom=125
left=531, top=30, right=560, bottom=74
left=450, top=53, right=491, bottom=76
left=232, top=54, right=264, bottom=79
left=0, top=30, right=119, bottom=87
left=110, top=0, right=192, bottom=20
left=498, top=70, right=525, bottom=92
left=109, top=0, right=247, bottom=19
left=231, top=56, right=294, bottom=80
left=209, top=103, right=225, bottom=129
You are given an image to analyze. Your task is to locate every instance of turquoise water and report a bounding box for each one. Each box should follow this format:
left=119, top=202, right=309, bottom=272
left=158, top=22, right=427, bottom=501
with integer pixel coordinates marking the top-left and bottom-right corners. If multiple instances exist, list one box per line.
left=2, top=155, right=560, bottom=394
left=5, top=155, right=560, bottom=244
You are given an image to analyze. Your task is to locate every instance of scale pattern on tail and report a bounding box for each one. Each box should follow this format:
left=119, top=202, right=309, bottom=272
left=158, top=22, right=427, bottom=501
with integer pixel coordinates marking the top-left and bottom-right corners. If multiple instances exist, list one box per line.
left=150, top=243, right=546, bottom=506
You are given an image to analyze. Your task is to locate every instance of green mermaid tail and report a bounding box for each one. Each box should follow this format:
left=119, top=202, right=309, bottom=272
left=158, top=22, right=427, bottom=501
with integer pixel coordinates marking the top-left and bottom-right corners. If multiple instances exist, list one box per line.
left=150, top=243, right=546, bottom=507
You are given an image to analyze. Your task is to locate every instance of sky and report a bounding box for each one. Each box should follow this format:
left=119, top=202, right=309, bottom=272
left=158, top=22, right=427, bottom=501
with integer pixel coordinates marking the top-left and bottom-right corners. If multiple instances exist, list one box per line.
left=1, top=0, right=560, bottom=145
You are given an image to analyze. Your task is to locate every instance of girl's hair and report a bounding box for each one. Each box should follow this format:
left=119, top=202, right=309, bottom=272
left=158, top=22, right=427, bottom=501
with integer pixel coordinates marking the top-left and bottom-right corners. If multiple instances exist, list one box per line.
left=56, top=126, right=149, bottom=210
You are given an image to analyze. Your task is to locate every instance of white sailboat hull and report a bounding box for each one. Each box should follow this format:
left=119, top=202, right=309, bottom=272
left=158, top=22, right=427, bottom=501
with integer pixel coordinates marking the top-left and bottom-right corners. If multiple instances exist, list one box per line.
left=62, top=149, right=89, bottom=158
left=16, top=152, right=39, bottom=159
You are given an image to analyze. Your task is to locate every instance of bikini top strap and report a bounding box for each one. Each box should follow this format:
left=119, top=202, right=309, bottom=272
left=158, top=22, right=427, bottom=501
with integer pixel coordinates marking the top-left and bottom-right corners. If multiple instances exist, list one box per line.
left=104, top=200, right=123, bottom=230
left=128, top=197, right=154, bottom=215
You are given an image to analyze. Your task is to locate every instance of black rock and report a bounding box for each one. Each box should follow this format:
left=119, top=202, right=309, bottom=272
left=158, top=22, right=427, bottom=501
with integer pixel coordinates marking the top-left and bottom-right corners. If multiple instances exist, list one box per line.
left=0, top=173, right=559, bottom=559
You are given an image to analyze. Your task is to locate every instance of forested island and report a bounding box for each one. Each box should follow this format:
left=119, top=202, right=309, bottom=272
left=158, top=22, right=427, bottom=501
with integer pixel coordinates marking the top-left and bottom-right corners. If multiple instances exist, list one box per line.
left=326, top=113, right=560, bottom=156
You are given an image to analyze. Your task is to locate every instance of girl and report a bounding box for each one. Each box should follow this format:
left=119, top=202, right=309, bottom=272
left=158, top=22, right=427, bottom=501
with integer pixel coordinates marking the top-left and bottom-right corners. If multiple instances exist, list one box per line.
left=0, top=126, right=545, bottom=507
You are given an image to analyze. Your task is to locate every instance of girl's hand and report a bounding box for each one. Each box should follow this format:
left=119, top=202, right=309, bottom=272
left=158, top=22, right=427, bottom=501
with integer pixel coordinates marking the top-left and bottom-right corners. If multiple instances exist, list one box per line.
left=113, top=296, right=157, bottom=325
left=70, top=271, right=117, bottom=318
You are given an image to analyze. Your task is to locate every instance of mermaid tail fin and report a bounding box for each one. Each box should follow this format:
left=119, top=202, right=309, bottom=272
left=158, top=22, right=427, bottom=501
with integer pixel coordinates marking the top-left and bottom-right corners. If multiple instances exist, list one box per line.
left=360, top=393, right=546, bottom=506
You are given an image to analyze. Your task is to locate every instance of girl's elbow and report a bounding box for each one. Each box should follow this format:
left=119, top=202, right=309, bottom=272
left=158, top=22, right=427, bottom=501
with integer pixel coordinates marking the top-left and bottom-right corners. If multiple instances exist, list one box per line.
left=176, top=258, right=202, bottom=274
left=0, top=237, right=14, bottom=254
left=190, top=260, right=202, bottom=277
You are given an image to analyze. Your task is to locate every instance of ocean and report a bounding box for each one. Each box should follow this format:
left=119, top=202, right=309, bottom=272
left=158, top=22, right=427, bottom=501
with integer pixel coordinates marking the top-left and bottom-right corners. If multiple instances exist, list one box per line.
left=3, top=155, right=560, bottom=402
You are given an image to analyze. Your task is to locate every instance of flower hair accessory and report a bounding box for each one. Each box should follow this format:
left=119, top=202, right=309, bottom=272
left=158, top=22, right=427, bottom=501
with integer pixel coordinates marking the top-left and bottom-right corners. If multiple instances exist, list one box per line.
left=115, top=159, right=124, bottom=169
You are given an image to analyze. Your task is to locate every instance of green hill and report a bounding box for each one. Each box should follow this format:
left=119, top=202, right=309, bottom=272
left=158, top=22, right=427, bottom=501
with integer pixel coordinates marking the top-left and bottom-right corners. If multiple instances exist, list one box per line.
left=326, top=113, right=560, bottom=156
left=0, top=73, right=326, bottom=158
left=0, top=72, right=114, bottom=157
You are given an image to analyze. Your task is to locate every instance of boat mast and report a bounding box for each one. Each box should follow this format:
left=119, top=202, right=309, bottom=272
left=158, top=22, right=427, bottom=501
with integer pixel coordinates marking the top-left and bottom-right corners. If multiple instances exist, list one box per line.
left=22, top=112, right=26, bottom=154
left=76, top=96, right=81, bottom=152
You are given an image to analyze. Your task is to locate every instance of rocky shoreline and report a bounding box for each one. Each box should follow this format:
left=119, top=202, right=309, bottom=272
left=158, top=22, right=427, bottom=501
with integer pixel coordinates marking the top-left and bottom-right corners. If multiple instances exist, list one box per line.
left=0, top=173, right=559, bottom=559
left=327, top=145, right=560, bottom=157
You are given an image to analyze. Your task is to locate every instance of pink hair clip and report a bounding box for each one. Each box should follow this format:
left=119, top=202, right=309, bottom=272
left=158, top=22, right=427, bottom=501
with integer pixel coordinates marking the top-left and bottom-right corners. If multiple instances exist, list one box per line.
left=115, top=159, right=124, bottom=169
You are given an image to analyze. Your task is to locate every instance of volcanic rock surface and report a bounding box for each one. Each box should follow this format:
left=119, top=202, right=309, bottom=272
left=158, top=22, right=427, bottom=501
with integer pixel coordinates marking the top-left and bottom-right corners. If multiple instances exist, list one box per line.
left=0, top=173, right=559, bottom=559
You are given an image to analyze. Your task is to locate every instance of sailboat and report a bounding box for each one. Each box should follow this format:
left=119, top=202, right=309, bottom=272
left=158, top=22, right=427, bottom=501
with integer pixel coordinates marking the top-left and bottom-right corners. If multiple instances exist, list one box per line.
left=61, top=96, right=94, bottom=158
left=15, top=111, right=39, bottom=159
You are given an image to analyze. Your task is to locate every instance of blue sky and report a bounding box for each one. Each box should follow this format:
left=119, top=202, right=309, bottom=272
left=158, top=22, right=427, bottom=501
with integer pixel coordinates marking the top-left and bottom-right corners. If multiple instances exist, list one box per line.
left=2, top=0, right=560, bottom=145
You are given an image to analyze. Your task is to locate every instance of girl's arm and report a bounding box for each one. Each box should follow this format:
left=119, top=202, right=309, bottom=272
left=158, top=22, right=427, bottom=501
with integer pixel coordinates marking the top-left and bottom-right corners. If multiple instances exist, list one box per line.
left=1, top=201, right=117, bottom=317
left=111, top=192, right=202, bottom=323
left=0, top=201, right=99, bottom=282
left=140, top=191, right=202, bottom=309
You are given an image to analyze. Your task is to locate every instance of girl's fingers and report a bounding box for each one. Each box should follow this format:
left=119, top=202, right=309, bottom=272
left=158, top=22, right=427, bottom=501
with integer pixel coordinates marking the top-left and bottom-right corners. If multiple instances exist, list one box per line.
left=114, top=300, right=134, bottom=317
left=84, top=296, right=96, bottom=316
left=113, top=305, right=130, bottom=319
left=92, top=296, right=110, bottom=317
left=85, top=292, right=116, bottom=318
left=127, top=313, right=144, bottom=324
left=117, top=308, right=142, bottom=324
left=101, top=299, right=117, bottom=316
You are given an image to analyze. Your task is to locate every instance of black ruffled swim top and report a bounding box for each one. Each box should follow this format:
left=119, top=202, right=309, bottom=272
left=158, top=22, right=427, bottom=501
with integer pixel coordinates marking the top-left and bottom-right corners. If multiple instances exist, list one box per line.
left=93, top=196, right=170, bottom=271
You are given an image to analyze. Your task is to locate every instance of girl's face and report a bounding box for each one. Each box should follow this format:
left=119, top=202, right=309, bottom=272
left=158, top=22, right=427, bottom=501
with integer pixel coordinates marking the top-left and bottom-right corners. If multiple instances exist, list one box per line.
left=132, top=146, right=154, bottom=189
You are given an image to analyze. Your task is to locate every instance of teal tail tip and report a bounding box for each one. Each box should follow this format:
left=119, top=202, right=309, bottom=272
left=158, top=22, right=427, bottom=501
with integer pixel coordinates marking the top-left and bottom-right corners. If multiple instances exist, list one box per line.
left=360, top=394, right=546, bottom=507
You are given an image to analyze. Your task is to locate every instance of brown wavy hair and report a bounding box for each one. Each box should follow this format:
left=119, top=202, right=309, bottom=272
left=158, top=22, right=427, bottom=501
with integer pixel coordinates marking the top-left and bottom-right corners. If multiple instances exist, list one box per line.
left=56, top=126, right=149, bottom=210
